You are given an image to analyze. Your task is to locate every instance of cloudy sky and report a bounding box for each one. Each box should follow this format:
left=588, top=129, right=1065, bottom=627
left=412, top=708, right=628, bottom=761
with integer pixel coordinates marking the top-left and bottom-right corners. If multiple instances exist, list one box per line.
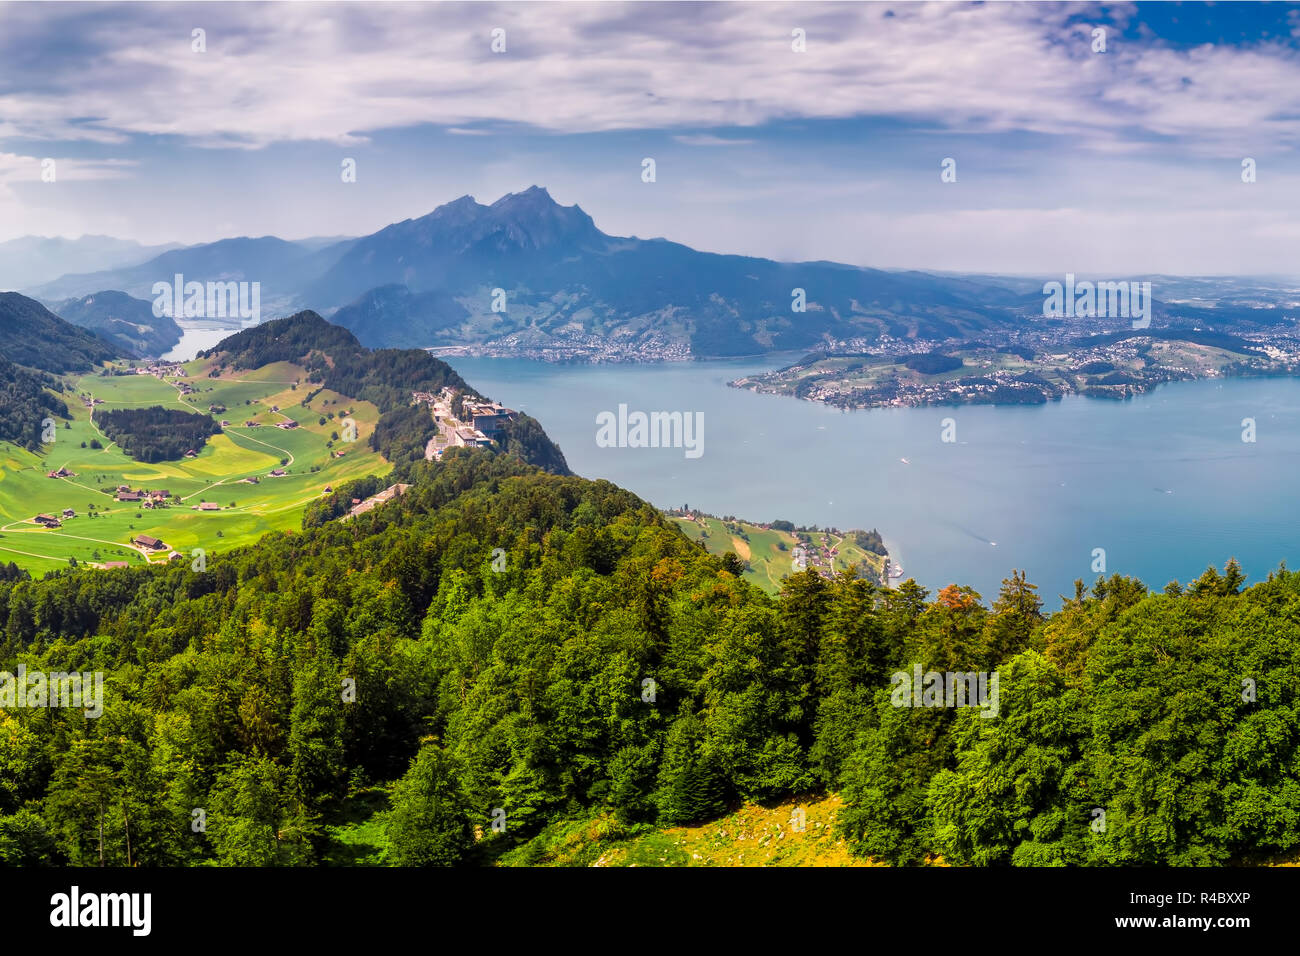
left=2, top=1, right=1300, bottom=274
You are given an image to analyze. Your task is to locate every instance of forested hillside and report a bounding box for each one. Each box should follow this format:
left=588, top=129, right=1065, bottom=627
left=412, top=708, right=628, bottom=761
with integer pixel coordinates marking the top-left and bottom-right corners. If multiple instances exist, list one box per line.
left=0, top=448, right=1295, bottom=867
left=0, top=293, right=116, bottom=452
left=52, top=290, right=182, bottom=357
left=0, top=292, right=116, bottom=371
left=0, top=356, right=69, bottom=450
left=201, top=311, right=569, bottom=474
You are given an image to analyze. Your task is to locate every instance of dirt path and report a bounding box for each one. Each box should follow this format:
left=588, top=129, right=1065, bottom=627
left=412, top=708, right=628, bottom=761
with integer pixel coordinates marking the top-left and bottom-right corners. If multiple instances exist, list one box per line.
left=0, top=524, right=154, bottom=561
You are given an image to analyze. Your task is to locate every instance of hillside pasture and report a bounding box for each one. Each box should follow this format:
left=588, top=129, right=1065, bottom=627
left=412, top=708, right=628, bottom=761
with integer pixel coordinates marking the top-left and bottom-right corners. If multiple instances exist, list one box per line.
left=0, top=360, right=388, bottom=575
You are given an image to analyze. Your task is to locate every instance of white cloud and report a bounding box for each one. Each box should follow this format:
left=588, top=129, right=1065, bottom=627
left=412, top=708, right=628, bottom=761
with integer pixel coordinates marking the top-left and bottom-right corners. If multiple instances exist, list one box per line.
left=0, top=2, right=1298, bottom=155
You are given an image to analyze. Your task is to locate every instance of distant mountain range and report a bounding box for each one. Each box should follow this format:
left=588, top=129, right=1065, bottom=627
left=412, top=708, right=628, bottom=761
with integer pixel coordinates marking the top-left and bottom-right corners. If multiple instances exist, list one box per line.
left=10, top=188, right=1300, bottom=361
left=52, top=290, right=182, bottom=357
left=27, top=236, right=356, bottom=318
left=13, top=188, right=1030, bottom=358
left=0, top=235, right=181, bottom=290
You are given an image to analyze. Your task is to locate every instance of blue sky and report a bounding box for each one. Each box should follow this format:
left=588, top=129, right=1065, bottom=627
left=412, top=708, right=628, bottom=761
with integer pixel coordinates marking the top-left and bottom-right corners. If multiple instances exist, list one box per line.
left=3, top=1, right=1300, bottom=274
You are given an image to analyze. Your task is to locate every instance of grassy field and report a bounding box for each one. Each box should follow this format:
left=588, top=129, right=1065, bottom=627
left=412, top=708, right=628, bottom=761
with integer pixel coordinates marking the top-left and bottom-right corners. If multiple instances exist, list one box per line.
left=0, top=356, right=389, bottom=575
left=667, top=514, right=886, bottom=593
left=494, top=793, right=882, bottom=867
left=317, top=787, right=881, bottom=867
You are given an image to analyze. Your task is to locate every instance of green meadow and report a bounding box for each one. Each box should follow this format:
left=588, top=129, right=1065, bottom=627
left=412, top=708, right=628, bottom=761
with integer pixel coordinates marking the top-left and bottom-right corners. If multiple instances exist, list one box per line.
left=0, top=357, right=389, bottom=575
left=666, top=514, right=886, bottom=594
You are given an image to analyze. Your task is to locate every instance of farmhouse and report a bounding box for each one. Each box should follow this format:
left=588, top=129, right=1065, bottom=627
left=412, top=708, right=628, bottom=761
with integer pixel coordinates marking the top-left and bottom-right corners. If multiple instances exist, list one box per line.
left=199, top=502, right=221, bottom=511
left=34, top=513, right=60, bottom=527
left=275, top=420, right=299, bottom=429
left=117, top=491, right=142, bottom=502
left=62, top=509, right=75, bottom=518
left=133, top=534, right=166, bottom=551
left=269, top=469, right=286, bottom=477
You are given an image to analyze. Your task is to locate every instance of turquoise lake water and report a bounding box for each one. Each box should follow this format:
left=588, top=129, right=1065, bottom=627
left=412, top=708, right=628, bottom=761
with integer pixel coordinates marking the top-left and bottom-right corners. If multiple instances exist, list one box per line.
left=448, top=356, right=1300, bottom=607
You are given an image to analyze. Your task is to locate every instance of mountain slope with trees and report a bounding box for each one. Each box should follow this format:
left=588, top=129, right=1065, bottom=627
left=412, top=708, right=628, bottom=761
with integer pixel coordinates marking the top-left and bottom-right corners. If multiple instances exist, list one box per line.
left=0, top=292, right=116, bottom=371
left=51, top=290, right=182, bottom=357
left=201, top=311, right=569, bottom=474
left=0, top=445, right=1294, bottom=868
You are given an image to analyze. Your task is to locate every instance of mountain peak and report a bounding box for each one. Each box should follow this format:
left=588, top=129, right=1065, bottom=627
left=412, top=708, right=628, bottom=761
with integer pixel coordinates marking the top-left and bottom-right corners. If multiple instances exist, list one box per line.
left=490, top=185, right=555, bottom=207
left=484, top=187, right=603, bottom=248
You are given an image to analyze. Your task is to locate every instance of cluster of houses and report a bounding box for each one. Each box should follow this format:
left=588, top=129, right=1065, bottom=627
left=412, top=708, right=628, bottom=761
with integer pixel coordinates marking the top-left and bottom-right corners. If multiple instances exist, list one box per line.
left=33, top=510, right=75, bottom=528
left=424, top=388, right=517, bottom=460
left=115, top=486, right=172, bottom=507
left=135, top=362, right=185, bottom=378
left=341, top=483, right=411, bottom=521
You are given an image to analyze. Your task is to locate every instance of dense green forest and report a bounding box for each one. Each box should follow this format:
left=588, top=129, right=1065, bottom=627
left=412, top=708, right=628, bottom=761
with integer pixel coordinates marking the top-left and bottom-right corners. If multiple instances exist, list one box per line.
left=97, top=406, right=222, bottom=463
left=0, top=293, right=114, bottom=450
left=902, top=352, right=964, bottom=374
left=0, top=357, right=70, bottom=450
left=0, top=293, right=116, bottom=373
left=0, top=445, right=1296, bottom=867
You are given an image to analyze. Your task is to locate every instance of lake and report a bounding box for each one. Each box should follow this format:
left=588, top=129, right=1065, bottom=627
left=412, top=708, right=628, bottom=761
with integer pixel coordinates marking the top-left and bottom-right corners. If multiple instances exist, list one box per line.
left=162, top=323, right=246, bottom=362
left=447, top=356, right=1300, bottom=606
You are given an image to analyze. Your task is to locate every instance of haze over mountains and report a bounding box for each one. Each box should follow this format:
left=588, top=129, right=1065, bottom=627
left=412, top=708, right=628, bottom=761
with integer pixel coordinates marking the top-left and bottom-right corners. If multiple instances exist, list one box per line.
left=7, top=187, right=1300, bottom=361
left=7, top=187, right=1031, bottom=358
left=52, top=290, right=183, bottom=357
left=0, top=235, right=181, bottom=290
